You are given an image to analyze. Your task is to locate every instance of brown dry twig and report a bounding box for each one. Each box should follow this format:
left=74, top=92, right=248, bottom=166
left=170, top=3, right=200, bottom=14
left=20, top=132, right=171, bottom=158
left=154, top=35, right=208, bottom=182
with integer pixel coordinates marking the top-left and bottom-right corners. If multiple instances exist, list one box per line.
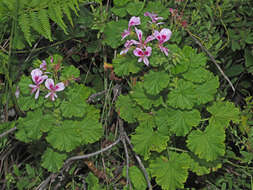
left=36, top=138, right=121, bottom=190
left=0, top=126, right=17, bottom=139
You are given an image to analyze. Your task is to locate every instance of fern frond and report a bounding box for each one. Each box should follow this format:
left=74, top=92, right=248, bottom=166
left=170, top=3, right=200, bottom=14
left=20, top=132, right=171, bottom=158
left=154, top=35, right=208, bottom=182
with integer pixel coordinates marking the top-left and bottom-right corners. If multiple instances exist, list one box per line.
left=19, top=13, right=32, bottom=46
left=48, top=3, right=68, bottom=34
left=30, top=11, right=48, bottom=39
left=67, top=1, right=79, bottom=16
left=38, top=9, right=52, bottom=41
left=62, top=3, right=73, bottom=26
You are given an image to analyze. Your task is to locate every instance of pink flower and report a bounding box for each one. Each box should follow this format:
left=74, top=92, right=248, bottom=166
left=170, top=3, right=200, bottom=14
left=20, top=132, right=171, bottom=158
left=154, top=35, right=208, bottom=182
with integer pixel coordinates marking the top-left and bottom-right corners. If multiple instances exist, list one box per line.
left=154, top=28, right=172, bottom=56
left=144, top=12, right=164, bottom=25
left=45, top=79, right=65, bottom=101
left=29, top=69, right=48, bottom=99
left=40, top=60, right=47, bottom=71
left=133, top=47, right=152, bottom=66
left=132, top=27, right=155, bottom=48
left=120, top=40, right=135, bottom=55
left=121, top=16, right=141, bottom=40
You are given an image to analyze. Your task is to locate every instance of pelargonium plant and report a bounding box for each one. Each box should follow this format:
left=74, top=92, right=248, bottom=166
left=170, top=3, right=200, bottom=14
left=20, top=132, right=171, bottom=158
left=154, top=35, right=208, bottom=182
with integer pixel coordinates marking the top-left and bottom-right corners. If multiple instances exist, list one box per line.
left=28, top=57, right=65, bottom=101
left=112, top=11, right=240, bottom=190
left=120, top=13, right=172, bottom=66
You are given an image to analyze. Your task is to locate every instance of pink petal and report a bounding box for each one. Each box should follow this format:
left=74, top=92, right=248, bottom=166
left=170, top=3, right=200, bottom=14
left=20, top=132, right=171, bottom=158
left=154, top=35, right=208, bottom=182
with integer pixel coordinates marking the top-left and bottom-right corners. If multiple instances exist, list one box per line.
left=29, top=84, right=36, bottom=88
left=131, top=40, right=140, bottom=45
left=133, top=48, right=143, bottom=57
left=160, top=46, right=169, bottom=56
left=145, top=47, right=152, bottom=57
left=45, top=92, right=51, bottom=99
left=121, top=29, right=130, bottom=40
left=40, top=60, right=47, bottom=70
left=160, top=28, right=172, bottom=42
left=120, top=48, right=130, bottom=55
left=144, top=35, right=155, bottom=44
left=135, top=27, right=143, bottom=43
left=31, top=69, right=42, bottom=83
left=124, top=40, right=134, bottom=48
left=55, top=82, right=65, bottom=92
left=143, top=57, right=149, bottom=66
left=128, top=16, right=141, bottom=28
left=138, top=58, right=142, bottom=63
left=45, top=79, right=54, bottom=90
left=35, top=89, right=40, bottom=99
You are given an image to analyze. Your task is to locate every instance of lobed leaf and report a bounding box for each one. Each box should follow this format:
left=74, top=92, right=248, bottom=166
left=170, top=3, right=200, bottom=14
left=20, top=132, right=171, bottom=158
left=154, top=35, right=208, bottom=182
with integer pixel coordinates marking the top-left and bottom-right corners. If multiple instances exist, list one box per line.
left=113, top=55, right=142, bottom=76
left=150, top=152, right=191, bottom=190
left=46, top=120, right=82, bottom=152
left=41, top=148, right=67, bottom=172
left=131, top=124, right=169, bottom=160
left=143, top=71, right=170, bottom=95
left=207, top=101, right=240, bottom=128
left=16, top=110, right=55, bottom=142
left=155, top=108, right=201, bottom=136
left=187, top=125, right=225, bottom=161
left=116, top=94, right=141, bottom=123
left=131, top=82, right=163, bottom=110
left=167, top=79, right=196, bottom=109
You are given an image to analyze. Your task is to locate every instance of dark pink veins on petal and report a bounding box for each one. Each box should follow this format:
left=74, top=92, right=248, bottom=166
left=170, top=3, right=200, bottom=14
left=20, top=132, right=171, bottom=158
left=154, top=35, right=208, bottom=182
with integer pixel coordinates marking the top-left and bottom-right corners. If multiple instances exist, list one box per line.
left=138, top=51, right=144, bottom=56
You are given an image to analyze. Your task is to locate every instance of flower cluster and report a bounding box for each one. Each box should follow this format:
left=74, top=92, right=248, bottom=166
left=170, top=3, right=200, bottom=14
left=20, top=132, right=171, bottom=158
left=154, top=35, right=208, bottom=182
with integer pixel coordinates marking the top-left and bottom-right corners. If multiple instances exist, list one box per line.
left=120, top=12, right=172, bottom=66
left=29, top=59, right=65, bottom=101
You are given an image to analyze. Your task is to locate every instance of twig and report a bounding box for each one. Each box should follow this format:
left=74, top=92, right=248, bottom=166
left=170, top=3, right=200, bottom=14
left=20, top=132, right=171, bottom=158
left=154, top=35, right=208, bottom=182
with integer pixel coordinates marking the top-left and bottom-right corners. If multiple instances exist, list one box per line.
left=36, top=175, right=52, bottom=190
left=186, top=29, right=235, bottom=92
left=118, top=118, right=132, bottom=189
left=66, top=138, right=121, bottom=163
left=0, top=126, right=17, bottom=139
left=124, top=133, right=153, bottom=190
left=87, top=84, right=121, bottom=103
left=36, top=138, right=121, bottom=189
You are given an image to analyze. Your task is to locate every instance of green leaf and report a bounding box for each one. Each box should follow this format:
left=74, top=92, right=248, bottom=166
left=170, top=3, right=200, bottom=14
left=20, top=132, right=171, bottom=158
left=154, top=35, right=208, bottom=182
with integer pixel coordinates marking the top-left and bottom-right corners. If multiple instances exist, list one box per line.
left=46, top=120, right=82, bottom=152
left=187, top=125, right=225, bottom=161
left=60, top=99, right=88, bottom=118
left=17, top=95, right=44, bottom=111
left=131, top=82, right=163, bottom=110
left=136, top=112, right=156, bottom=129
left=60, top=65, right=80, bottom=81
left=182, top=46, right=207, bottom=68
left=143, top=71, right=170, bottom=95
left=111, top=7, right=127, bottom=17
left=189, top=157, right=210, bottom=176
left=156, top=108, right=201, bottom=136
left=113, top=55, right=142, bottom=77
left=78, top=118, right=103, bottom=144
left=104, top=20, right=128, bottom=48
left=65, top=83, right=93, bottom=101
left=41, top=148, right=67, bottom=172
left=113, top=0, right=130, bottom=6
left=150, top=152, right=191, bottom=190
left=126, top=2, right=144, bottom=15
left=19, top=76, right=31, bottom=95
left=194, top=75, right=219, bottom=105
left=16, top=110, right=55, bottom=142
left=226, top=64, right=245, bottom=77
left=245, top=49, right=253, bottom=68
left=167, top=79, right=196, bottom=109
left=183, top=67, right=211, bottom=83
left=86, top=172, right=104, bottom=190
left=207, top=101, right=240, bottom=128
left=131, top=125, right=169, bottom=160
left=116, top=94, right=141, bottom=123
left=123, top=166, right=147, bottom=190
